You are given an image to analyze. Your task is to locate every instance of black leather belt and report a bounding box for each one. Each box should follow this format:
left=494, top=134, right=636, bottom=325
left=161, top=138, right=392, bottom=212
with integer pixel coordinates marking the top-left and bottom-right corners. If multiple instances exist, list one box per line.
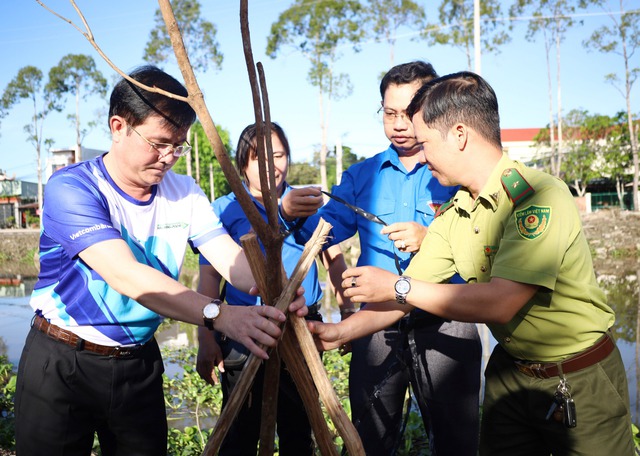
left=33, top=315, right=144, bottom=358
left=307, top=302, right=320, bottom=315
left=514, top=332, right=615, bottom=379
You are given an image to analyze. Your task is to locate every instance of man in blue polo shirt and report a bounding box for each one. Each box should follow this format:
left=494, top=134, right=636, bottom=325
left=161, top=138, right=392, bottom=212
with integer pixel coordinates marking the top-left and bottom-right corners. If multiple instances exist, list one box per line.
left=281, top=61, right=481, bottom=456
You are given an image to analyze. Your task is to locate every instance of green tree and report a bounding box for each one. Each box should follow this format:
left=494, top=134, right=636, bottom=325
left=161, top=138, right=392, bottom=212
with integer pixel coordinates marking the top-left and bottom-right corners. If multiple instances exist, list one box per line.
left=46, top=53, right=108, bottom=162
left=172, top=121, right=233, bottom=200
left=1, top=66, right=59, bottom=217
left=287, top=144, right=364, bottom=188
left=266, top=0, right=365, bottom=193
left=363, top=0, right=426, bottom=68
left=600, top=111, right=635, bottom=206
left=143, top=0, right=223, bottom=74
left=582, top=0, right=639, bottom=211
left=560, top=109, right=609, bottom=196
left=288, top=162, right=320, bottom=186
left=423, top=0, right=510, bottom=70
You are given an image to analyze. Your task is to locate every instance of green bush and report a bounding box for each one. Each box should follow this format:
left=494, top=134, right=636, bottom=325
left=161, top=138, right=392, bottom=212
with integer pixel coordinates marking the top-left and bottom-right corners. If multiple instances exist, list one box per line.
left=0, top=356, right=16, bottom=451
left=25, top=214, right=40, bottom=228
left=162, top=347, right=222, bottom=454
left=159, top=346, right=428, bottom=455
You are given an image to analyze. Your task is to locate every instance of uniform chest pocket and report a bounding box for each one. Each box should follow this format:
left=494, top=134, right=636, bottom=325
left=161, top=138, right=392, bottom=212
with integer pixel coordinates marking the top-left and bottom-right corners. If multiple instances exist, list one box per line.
left=365, top=197, right=396, bottom=223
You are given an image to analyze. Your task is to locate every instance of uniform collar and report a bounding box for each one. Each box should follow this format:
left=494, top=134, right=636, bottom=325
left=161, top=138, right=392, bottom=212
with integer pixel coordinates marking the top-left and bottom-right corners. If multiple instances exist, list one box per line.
left=452, top=153, right=516, bottom=214
left=379, top=145, right=423, bottom=174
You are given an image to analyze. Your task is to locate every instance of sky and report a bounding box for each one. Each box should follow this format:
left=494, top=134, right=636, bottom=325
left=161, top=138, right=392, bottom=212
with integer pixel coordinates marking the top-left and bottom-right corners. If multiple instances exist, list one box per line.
left=0, top=0, right=637, bottom=183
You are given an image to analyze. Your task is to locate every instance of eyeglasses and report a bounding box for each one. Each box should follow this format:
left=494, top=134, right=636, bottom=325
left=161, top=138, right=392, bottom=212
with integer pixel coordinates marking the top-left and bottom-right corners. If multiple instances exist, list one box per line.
left=128, top=124, right=192, bottom=158
left=377, top=106, right=410, bottom=124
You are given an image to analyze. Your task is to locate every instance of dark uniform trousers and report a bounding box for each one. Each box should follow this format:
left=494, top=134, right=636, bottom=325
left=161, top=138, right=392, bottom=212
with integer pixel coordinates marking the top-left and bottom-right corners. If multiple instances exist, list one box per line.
left=349, top=313, right=482, bottom=455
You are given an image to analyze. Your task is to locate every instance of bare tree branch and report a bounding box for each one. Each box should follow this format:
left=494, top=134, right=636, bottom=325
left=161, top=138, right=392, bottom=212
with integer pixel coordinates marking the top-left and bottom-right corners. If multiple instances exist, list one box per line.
left=36, top=1, right=189, bottom=103
left=155, top=0, right=268, bottom=234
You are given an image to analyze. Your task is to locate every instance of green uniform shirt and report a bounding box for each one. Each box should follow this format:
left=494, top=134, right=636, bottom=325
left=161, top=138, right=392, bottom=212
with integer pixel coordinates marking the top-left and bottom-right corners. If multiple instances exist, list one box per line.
left=406, top=153, right=614, bottom=362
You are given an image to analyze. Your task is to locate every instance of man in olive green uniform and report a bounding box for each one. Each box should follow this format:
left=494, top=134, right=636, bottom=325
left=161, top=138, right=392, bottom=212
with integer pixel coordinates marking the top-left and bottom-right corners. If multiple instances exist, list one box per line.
left=309, top=71, right=635, bottom=456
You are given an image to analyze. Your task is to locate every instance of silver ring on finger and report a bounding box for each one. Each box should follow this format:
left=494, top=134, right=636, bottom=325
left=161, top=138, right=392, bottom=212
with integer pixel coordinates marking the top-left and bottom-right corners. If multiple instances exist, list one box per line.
left=351, top=277, right=357, bottom=288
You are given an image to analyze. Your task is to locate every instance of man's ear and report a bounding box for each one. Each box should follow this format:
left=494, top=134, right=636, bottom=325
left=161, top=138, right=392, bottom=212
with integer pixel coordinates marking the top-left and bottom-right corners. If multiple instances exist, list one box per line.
left=453, top=123, right=468, bottom=150
left=110, top=116, right=126, bottom=142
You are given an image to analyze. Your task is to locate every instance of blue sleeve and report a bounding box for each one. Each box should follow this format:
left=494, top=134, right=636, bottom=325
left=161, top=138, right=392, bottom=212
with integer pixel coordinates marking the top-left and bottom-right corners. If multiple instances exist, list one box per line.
left=320, top=172, right=360, bottom=244
left=43, top=169, right=122, bottom=259
left=290, top=172, right=360, bottom=248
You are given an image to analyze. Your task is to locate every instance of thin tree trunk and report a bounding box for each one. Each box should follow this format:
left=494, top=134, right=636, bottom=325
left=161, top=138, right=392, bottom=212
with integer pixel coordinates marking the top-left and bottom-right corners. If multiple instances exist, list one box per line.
left=319, top=88, right=328, bottom=192
left=336, top=136, right=343, bottom=186
left=544, top=28, right=557, bottom=175
left=75, top=81, right=81, bottom=162
left=194, top=133, right=200, bottom=185
left=624, top=52, right=639, bottom=211
left=186, top=129, right=192, bottom=177
left=555, top=19, right=564, bottom=177
left=33, top=97, right=43, bottom=223
left=635, top=269, right=640, bottom=422
left=473, top=0, right=481, bottom=74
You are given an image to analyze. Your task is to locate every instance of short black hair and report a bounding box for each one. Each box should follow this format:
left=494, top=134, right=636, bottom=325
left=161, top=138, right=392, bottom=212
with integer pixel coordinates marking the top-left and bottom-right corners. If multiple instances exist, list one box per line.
left=407, top=71, right=502, bottom=149
left=108, top=65, right=196, bottom=132
left=235, top=122, right=291, bottom=180
left=379, top=61, right=438, bottom=99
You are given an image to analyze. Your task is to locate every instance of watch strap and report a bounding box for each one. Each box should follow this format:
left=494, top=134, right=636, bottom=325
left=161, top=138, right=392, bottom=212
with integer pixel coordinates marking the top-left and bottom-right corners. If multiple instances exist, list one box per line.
left=203, top=299, right=222, bottom=330
left=395, top=276, right=411, bottom=305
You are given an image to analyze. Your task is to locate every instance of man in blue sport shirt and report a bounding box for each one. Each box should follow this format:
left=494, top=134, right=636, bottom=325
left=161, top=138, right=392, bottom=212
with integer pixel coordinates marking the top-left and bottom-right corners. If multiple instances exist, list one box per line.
left=281, top=61, right=482, bottom=456
left=14, top=66, right=306, bottom=456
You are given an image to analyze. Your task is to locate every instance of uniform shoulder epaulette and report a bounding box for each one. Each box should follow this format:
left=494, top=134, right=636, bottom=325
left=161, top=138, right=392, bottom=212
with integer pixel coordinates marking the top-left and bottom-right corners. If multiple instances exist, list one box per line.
left=434, top=198, right=454, bottom=218
left=500, top=168, right=535, bottom=206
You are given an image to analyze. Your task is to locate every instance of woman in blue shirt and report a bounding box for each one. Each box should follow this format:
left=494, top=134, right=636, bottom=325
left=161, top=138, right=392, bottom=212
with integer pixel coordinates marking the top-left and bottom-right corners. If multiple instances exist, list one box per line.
left=196, top=122, right=352, bottom=455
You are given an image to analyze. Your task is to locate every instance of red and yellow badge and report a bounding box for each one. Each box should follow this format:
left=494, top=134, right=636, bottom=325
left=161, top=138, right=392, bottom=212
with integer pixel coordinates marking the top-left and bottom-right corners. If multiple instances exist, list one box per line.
left=514, top=205, right=551, bottom=240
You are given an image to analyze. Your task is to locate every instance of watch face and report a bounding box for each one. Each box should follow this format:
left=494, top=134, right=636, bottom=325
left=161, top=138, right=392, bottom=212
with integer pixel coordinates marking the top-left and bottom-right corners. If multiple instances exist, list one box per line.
left=395, top=278, right=411, bottom=294
left=203, top=302, right=220, bottom=319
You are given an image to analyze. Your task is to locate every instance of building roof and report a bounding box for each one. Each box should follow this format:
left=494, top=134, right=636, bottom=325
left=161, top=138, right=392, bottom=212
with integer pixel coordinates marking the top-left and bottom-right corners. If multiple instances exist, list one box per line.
left=501, top=128, right=543, bottom=142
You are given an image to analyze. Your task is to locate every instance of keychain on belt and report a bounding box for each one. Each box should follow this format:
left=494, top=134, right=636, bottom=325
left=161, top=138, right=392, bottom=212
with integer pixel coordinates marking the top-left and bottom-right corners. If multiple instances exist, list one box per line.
left=545, top=365, right=577, bottom=428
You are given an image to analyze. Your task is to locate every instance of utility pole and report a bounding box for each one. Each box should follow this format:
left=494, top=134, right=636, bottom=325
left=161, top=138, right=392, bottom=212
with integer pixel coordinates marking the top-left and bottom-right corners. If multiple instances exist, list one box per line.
left=474, top=0, right=481, bottom=74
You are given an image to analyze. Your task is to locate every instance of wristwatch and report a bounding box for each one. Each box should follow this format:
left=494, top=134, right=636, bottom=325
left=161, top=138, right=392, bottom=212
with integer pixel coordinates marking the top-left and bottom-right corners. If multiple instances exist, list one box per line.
left=394, top=276, right=411, bottom=304
left=202, top=299, right=222, bottom=330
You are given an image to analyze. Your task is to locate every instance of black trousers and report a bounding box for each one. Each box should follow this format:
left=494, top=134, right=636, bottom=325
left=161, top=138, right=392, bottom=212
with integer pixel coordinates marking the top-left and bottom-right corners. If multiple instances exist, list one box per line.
left=349, top=315, right=482, bottom=456
left=15, top=325, right=167, bottom=456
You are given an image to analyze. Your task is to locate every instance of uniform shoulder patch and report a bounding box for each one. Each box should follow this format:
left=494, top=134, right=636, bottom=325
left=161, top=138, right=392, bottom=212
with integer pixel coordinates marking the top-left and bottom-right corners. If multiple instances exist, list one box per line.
left=501, top=168, right=534, bottom=206
left=514, top=205, right=551, bottom=240
left=434, top=198, right=454, bottom=218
